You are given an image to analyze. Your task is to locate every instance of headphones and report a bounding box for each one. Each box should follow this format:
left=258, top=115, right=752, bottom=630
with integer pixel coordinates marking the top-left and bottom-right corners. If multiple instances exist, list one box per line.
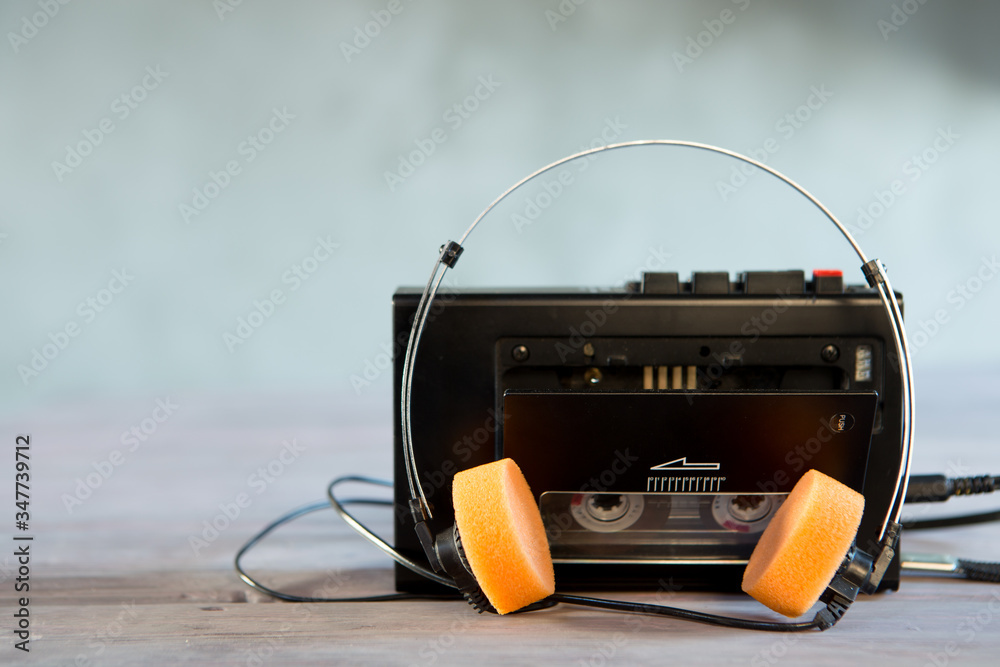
left=391, top=141, right=915, bottom=631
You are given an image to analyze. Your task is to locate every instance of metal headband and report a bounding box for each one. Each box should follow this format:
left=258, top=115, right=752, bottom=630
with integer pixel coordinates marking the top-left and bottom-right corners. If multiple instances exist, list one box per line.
left=400, top=140, right=914, bottom=542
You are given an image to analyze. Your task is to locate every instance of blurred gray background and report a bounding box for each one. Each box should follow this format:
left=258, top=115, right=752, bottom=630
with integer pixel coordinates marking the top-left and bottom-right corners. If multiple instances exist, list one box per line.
left=2, top=0, right=999, bottom=417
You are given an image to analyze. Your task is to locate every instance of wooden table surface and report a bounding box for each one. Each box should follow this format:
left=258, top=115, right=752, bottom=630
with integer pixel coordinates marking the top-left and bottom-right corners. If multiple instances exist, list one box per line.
left=4, top=369, right=999, bottom=666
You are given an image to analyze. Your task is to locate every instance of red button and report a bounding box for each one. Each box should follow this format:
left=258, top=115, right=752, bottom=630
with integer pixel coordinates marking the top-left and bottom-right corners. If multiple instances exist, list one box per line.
left=812, top=269, right=844, bottom=294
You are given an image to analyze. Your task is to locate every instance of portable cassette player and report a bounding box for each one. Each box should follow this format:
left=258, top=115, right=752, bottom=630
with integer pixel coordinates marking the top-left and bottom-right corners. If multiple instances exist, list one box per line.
left=393, top=269, right=903, bottom=594
left=234, top=141, right=917, bottom=629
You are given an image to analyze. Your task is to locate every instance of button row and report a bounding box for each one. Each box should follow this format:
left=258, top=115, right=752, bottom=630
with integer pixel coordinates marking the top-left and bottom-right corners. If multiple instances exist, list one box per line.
left=639, top=270, right=844, bottom=295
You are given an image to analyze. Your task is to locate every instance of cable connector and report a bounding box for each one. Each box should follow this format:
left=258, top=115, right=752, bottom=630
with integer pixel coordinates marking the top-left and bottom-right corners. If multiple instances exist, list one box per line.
left=902, top=552, right=1000, bottom=582
left=905, top=474, right=998, bottom=503
left=952, top=475, right=997, bottom=496
left=905, top=474, right=950, bottom=503
left=439, top=241, right=464, bottom=268
left=958, top=559, right=1000, bottom=583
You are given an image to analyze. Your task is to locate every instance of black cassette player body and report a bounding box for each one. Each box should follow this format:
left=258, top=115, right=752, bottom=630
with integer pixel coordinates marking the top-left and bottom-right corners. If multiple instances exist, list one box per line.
left=392, top=269, right=903, bottom=594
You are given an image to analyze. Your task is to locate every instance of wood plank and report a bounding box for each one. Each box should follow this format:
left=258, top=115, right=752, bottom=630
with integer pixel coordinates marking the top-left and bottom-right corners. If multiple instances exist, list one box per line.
left=4, top=375, right=1000, bottom=665
left=25, top=570, right=1000, bottom=666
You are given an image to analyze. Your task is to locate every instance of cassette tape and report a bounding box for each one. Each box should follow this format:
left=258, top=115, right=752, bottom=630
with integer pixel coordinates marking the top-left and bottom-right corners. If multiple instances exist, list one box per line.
left=540, top=492, right=785, bottom=564
left=504, top=392, right=876, bottom=567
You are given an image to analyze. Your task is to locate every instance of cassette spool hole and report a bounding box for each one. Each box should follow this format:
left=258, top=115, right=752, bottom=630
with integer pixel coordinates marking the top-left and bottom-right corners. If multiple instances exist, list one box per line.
left=728, top=495, right=770, bottom=522
left=587, top=494, right=629, bottom=522
left=571, top=493, right=645, bottom=532
left=710, top=494, right=784, bottom=533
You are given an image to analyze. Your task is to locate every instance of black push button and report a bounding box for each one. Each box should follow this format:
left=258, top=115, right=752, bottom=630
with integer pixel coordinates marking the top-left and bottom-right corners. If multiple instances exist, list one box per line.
left=743, top=270, right=805, bottom=295
left=641, top=272, right=680, bottom=294
left=692, top=272, right=730, bottom=294
left=812, top=269, right=844, bottom=294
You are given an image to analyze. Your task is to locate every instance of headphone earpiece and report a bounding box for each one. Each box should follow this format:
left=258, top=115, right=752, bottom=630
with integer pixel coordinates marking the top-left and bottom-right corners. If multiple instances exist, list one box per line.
left=448, top=458, right=555, bottom=615
left=431, top=524, right=497, bottom=613
left=742, top=469, right=865, bottom=617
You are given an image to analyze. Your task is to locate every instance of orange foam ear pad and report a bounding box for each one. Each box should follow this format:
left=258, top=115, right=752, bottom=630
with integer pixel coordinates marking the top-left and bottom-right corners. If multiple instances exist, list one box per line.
left=742, top=469, right=864, bottom=618
left=452, top=458, right=555, bottom=615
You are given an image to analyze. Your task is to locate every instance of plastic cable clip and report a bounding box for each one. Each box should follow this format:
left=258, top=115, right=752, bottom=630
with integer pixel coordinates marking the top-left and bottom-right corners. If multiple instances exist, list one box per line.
left=409, top=498, right=442, bottom=572
left=861, top=259, right=886, bottom=288
left=862, top=521, right=901, bottom=595
left=439, top=241, right=464, bottom=268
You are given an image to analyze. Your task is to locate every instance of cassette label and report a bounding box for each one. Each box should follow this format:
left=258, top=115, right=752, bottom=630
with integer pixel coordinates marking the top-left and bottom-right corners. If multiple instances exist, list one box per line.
left=541, top=491, right=787, bottom=563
